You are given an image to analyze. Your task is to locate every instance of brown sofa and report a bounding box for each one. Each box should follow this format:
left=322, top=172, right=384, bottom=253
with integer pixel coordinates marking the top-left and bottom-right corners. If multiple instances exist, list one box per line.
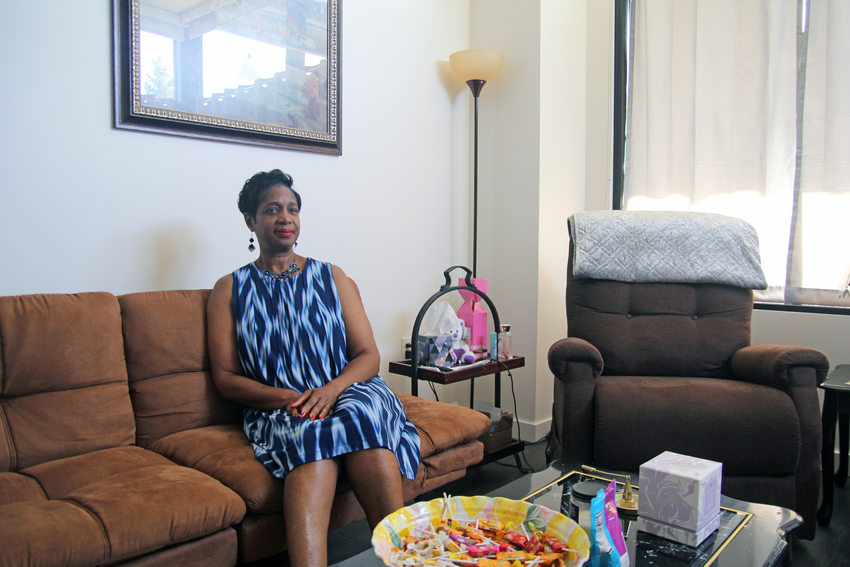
left=0, top=289, right=490, bottom=566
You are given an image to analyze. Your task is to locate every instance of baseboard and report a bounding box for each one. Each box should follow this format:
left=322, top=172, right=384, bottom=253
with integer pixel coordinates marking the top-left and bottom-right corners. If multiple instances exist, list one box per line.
left=514, top=416, right=551, bottom=443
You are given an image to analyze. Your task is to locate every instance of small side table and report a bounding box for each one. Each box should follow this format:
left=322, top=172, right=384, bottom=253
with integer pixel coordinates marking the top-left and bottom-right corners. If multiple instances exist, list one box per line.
left=389, top=357, right=527, bottom=466
left=817, top=364, right=850, bottom=527
left=388, top=356, right=525, bottom=408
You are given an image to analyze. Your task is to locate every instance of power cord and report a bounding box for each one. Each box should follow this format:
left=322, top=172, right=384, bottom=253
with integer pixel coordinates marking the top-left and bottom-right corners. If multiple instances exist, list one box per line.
left=497, top=360, right=536, bottom=474
left=428, top=380, right=440, bottom=402
left=418, top=360, right=536, bottom=474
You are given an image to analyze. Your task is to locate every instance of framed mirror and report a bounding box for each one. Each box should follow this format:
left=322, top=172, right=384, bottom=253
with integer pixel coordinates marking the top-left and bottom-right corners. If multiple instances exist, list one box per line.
left=113, top=0, right=341, bottom=154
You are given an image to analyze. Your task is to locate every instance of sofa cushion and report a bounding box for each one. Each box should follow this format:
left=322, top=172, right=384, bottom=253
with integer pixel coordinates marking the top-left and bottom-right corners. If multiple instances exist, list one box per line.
left=24, top=445, right=173, bottom=498
left=129, top=370, right=240, bottom=449
left=0, top=445, right=246, bottom=566
left=152, top=423, right=429, bottom=518
left=149, top=395, right=490, bottom=516
left=594, top=375, right=801, bottom=475
left=151, top=424, right=282, bottom=514
left=397, top=393, right=490, bottom=458
left=421, top=440, right=484, bottom=479
left=119, top=290, right=242, bottom=448
left=117, top=529, right=237, bottom=567
left=0, top=500, right=109, bottom=566
left=0, top=293, right=134, bottom=470
left=0, top=472, right=45, bottom=505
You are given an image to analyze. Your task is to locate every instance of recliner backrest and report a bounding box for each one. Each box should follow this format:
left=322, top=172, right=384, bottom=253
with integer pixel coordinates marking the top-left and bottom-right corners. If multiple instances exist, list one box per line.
left=567, top=247, right=753, bottom=378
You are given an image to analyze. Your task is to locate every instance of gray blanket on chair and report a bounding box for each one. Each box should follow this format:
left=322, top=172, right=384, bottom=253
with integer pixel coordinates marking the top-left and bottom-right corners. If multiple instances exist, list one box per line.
left=568, top=211, right=767, bottom=289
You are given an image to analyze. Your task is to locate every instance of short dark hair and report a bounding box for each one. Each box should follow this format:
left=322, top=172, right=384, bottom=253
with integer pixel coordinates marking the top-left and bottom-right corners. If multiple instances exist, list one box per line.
left=237, top=169, right=302, bottom=217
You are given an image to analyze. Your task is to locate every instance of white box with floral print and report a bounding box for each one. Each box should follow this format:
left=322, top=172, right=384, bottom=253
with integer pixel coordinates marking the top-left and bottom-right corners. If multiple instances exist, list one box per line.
left=636, top=451, right=722, bottom=547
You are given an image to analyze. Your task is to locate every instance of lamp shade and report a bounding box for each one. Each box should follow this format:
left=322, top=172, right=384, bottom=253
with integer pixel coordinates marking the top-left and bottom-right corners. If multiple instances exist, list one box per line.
left=449, top=49, right=504, bottom=82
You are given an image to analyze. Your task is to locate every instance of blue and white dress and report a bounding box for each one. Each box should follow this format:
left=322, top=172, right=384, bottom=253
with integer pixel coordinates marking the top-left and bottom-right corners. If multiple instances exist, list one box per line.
left=232, top=259, right=420, bottom=480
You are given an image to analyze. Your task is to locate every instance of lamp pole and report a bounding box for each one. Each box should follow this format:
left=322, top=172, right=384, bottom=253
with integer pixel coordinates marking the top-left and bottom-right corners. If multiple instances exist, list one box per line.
left=467, top=79, right=485, bottom=278
left=449, top=49, right=503, bottom=278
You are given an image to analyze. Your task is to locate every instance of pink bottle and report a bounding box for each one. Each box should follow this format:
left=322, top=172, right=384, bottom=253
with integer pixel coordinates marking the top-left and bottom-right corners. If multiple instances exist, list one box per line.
left=457, top=277, right=489, bottom=353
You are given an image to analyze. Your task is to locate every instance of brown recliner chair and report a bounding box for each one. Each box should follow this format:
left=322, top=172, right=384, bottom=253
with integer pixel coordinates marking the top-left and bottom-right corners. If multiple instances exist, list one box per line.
left=547, top=211, right=828, bottom=539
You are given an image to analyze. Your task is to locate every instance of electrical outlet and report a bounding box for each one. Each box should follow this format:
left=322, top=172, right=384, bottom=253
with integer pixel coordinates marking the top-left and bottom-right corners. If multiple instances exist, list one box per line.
left=400, top=336, right=412, bottom=360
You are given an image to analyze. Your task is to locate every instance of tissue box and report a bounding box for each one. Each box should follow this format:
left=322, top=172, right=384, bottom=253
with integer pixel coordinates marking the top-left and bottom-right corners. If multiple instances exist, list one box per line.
left=415, top=334, right=453, bottom=369
left=637, top=451, right=722, bottom=547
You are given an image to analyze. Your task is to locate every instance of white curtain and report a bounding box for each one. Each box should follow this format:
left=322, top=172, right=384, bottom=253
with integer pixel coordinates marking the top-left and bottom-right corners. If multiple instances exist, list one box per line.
left=624, top=0, right=850, bottom=307
left=792, top=0, right=850, bottom=304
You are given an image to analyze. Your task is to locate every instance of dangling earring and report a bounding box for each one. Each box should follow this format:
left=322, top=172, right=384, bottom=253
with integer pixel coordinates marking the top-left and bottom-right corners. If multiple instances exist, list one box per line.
left=294, top=241, right=298, bottom=247
left=248, top=234, right=256, bottom=252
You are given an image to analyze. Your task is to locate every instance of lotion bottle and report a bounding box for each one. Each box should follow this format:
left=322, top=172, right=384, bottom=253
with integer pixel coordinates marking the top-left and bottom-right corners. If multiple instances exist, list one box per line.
left=498, top=324, right=512, bottom=360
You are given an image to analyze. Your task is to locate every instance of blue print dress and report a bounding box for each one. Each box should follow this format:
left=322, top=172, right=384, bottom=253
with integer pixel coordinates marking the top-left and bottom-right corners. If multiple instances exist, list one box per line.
left=232, top=259, right=420, bottom=480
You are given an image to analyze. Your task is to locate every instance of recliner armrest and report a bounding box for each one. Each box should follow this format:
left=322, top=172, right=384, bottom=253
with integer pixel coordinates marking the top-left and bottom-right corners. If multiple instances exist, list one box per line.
left=731, top=343, right=828, bottom=536
left=547, top=338, right=604, bottom=463
left=731, top=344, right=829, bottom=389
left=548, top=337, right=604, bottom=381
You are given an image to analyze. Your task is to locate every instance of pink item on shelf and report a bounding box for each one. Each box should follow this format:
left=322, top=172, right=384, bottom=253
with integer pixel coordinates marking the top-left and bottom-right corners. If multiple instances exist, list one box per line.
left=457, top=277, right=489, bottom=352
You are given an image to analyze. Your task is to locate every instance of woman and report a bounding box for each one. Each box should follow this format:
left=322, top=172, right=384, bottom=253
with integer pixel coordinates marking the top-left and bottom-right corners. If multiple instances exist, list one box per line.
left=207, top=169, right=420, bottom=567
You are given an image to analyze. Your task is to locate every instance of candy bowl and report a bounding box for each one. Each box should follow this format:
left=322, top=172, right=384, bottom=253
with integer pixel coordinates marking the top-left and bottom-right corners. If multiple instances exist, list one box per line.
left=372, top=494, right=590, bottom=566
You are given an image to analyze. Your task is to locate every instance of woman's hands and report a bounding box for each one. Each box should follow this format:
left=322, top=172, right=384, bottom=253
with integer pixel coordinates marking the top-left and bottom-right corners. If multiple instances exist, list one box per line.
left=284, top=268, right=379, bottom=421
left=289, top=381, right=345, bottom=420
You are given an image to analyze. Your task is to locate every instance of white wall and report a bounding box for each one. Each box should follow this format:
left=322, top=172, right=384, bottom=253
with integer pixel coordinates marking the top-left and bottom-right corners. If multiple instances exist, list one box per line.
left=535, top=0, right=588, bottom=439
left=0, top=1, right=473, bottom=396
left=466, top=0, right=594, bottom=440
left=466, top=1, right=545, bottom=437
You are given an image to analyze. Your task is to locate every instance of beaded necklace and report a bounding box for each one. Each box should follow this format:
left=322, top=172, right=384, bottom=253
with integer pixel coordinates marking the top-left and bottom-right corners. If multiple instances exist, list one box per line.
left=255, top=259, right=301, bottom=280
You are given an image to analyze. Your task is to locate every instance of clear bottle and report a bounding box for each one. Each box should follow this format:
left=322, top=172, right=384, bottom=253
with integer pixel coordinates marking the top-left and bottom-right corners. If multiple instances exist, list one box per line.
left=498, top=324, right=512, bottom=360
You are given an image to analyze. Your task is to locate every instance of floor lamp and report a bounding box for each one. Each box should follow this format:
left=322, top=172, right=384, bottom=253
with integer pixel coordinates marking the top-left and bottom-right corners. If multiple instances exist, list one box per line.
left=449, top=49, right=503, bottom=278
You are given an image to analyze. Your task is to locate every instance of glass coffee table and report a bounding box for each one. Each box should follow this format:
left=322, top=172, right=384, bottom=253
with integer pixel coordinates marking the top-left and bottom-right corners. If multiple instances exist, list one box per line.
left=499, top=460, right=800, bottom=567
left=333, top=459, right=800, bottom=566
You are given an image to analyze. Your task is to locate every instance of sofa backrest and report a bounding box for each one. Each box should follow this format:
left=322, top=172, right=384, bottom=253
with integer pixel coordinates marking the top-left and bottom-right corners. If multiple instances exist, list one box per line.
left=0, top=292, right=135, bottom=471
left=567, top=248, right=753, bottom=379
left=118, top=289, right=240, bottom=448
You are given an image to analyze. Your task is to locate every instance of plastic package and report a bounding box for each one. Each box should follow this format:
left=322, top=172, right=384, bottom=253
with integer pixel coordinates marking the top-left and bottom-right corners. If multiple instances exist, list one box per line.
left=590, top=481, right=629, bottom=567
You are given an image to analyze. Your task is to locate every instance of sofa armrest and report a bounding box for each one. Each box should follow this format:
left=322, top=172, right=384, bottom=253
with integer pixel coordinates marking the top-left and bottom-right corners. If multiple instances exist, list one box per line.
left=547, top=338, right=604, bottom=463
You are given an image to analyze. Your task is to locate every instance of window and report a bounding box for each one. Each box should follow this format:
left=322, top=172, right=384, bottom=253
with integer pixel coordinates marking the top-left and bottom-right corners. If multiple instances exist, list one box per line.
left=613, top=0, right=850, bottom=312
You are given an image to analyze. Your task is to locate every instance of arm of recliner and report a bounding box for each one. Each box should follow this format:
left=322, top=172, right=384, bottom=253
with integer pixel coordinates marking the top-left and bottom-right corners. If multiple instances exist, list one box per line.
left=731, top=344, right=828, bottom=535
left=731, top=344, right=829, bottom=390
left=547, top=338, right=604, bottom=463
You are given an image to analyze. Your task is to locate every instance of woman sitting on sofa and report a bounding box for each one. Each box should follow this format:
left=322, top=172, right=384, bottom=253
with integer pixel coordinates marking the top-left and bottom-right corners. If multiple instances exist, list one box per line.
left=207, top=169, right=420, bottom=567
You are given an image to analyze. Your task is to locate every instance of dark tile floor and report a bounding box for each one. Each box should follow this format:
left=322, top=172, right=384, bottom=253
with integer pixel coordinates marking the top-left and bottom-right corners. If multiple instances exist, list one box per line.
left=792, top=480, right=850, bottom=566
left=256, top=439, right=850, bottom=566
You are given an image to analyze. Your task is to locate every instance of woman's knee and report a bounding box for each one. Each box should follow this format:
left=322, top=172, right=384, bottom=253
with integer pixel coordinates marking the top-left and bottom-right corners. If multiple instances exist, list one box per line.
left=344, top=447, right=395, bottom=470
left=285, top=458, right=340, bottom=493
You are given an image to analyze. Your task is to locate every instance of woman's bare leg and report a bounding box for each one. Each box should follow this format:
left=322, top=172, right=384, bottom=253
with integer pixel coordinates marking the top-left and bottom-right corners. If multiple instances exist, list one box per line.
left=283, top=458, right=339, bottom=567
left=342, top=448, right=404, bottom=530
